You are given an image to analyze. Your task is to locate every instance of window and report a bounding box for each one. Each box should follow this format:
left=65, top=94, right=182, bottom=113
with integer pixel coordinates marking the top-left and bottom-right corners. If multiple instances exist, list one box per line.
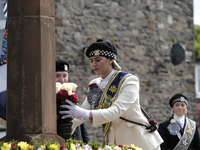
left=195, top=63, right=200, bottom=98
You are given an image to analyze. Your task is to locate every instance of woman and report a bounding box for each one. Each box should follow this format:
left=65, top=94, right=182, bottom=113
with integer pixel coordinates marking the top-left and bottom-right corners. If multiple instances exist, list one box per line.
left=60, top=39, right=163, bottom=150
left=158, top=93, right=200, bottom=150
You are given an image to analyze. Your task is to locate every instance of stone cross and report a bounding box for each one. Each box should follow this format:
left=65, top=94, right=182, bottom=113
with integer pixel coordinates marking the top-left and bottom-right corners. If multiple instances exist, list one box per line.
left=1, top=1, right=64, bottom=143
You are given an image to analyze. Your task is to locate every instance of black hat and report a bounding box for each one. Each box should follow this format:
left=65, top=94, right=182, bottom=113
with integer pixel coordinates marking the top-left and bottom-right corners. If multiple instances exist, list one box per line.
left=86, top=39, right=117, bottom=59
left=56, top=59, right=69, bottom=72
left=169, top=93, right=188, bottom=107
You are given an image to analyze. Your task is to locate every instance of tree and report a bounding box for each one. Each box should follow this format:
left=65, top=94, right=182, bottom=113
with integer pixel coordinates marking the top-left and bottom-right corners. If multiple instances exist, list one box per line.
left=195, top=25, right=200, bottom=57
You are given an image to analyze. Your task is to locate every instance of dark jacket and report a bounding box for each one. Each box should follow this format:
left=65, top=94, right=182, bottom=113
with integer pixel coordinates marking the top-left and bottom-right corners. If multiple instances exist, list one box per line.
left=158, top=118, right=200, bottom=150
left=72, top=123, right=90, bottom=143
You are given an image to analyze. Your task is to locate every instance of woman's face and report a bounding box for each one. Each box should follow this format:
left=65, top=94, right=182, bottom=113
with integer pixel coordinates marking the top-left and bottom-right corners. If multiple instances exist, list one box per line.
left=172, top=102, right=187, bottom=117
left=90, top=56, right=113, bottom=79
left=56, top=71, right=69, bottom=84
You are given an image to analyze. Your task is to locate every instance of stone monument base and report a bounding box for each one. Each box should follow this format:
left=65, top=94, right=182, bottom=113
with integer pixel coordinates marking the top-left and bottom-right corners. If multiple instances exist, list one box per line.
left=0, top=133, right=65, bottom=144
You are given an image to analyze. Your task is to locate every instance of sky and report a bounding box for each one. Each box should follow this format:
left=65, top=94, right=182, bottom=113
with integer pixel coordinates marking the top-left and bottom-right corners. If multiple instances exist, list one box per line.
left=194, top=0, right=200, bottom=25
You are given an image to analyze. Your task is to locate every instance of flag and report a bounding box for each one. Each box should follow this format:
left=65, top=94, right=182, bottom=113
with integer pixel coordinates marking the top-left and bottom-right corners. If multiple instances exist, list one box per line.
left=0, top=5, right=7, bottom=127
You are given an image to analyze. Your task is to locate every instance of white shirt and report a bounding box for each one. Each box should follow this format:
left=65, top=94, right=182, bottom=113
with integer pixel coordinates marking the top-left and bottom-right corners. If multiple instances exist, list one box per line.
left=174, top=114, right=185, bottom=128
left=98, top=69, right=116, bottom=90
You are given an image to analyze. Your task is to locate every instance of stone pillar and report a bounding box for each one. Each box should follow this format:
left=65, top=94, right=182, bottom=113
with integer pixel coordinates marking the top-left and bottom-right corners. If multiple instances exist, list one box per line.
left=1, top=0, right=64, bottom=143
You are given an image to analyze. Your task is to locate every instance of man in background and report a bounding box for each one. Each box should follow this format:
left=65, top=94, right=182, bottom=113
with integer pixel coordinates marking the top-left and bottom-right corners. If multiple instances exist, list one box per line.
left=56, top=59, right=90, bottom=143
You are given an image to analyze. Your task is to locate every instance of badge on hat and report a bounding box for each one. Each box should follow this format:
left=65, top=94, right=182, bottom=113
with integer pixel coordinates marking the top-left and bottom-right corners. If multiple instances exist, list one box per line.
left=94, top=50, right=100, bottom=56
left=64, top=64, right=68, bottom=72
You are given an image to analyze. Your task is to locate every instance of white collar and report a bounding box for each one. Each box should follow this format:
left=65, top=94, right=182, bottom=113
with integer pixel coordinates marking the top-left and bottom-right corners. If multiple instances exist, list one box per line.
left=101, top=69, right=116, bottom=82
left=98, top=69, right=116, bottom=90
left=174, top=114, right=185, bottom=128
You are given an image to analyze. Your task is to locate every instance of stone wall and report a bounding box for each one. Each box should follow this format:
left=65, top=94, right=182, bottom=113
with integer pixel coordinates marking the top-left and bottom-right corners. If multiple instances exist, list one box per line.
left=55, top=0, right=195, bottom=143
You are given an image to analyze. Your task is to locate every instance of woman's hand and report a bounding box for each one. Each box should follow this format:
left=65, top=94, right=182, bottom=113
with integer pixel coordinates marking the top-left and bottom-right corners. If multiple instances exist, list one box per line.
left=60, top=99, right=90, bottom=120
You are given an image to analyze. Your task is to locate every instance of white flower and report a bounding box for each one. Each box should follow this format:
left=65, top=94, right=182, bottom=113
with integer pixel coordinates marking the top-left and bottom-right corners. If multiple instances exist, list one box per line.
left=67, top=82, right=78, bottom=92
left=170, top=119, right=176, bottom=124
left=56, top=82, right=62, bottom=94
left=61, top=83, right=71, bottom=95
left=113, top=146, right=121, bottom=150
left=82, top=144, right=92, bottom=150
left=76, top=143, right=81, bottom=150
left=103, top=145, right=112, bottom=150
left=61, top=83, right=78, bottom=96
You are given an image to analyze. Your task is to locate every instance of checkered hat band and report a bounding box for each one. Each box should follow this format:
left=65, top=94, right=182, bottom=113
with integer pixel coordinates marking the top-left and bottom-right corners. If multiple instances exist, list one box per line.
left=89, top=49, right=116, bottom=59
left=172, top=97, right=188, bottom=106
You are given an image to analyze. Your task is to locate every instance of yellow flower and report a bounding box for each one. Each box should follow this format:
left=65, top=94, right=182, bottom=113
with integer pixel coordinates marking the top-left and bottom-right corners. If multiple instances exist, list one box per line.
left=79, top=147, right=83, bottom=150
left=49, top=144, right=59, bottom=150
left=70, top=143, right=76, bottom=150
left=56, top=82, right=62, bottom=94
left=130, top=144, right=136, bottom=149
left=17, top=141, right=29, bottom=150
left=41, top=145, right=45, bottom=149
left=130, top=144, right=142, bottom=150
left=1, top=143, right=11, bottom=150
left=27, top=145, right=34, bottom=150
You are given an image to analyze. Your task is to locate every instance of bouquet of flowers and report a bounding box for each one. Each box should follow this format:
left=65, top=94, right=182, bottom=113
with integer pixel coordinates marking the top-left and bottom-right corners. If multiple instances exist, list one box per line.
left=56, top=82, right=79, bottom=124
left=56, top=82, right=79, bottom=140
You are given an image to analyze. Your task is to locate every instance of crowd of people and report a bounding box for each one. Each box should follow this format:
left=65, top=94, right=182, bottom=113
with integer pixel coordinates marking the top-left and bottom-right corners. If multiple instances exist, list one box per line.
left=56, top=39, right=200, bottom=150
